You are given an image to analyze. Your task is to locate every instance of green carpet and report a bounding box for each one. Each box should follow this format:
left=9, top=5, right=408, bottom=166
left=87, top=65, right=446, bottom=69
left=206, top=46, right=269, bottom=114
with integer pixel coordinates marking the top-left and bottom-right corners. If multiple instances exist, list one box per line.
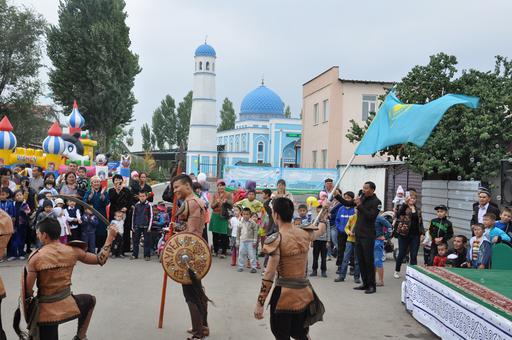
left=446, top=267, right=512, bottom=300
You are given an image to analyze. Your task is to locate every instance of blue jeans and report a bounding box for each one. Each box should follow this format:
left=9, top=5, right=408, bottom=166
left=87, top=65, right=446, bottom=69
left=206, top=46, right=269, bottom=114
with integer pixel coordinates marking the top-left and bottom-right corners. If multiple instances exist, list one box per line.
left=81, top=232, right=96, bottom=253
left=339, top=241, right=360, bottom=280
left=238, top=241, right=256, bottom=269
left=328, top=227, right=338, bottom=257
left=132, top=227, right=151, bottom=258
left=374, top=239, right=384, bottom=268
left=395, top=234, right=420, bottom=272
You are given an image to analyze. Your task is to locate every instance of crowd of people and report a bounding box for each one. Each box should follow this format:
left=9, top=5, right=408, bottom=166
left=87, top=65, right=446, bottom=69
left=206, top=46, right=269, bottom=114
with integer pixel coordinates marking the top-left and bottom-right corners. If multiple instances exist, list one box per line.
left=2, top=162, right=511, bottom=286
left=0, top=163, right=165, bottom=263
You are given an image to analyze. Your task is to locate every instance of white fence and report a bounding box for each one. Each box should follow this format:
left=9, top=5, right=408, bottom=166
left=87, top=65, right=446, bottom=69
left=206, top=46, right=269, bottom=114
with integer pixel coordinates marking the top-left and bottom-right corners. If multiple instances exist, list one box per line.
left=422, top=180, right=480, bottom=236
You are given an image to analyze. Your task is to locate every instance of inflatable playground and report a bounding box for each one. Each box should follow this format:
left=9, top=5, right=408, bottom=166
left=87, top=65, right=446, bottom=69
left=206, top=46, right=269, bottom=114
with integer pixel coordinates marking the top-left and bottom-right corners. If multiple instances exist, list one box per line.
left=0, top=100, right=131, bottom=182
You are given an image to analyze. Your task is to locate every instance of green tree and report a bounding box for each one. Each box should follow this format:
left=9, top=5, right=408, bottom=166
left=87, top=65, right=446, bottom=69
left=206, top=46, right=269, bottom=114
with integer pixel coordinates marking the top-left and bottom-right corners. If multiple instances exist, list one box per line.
left=108, top=126, right=133, bottom=158
left=218, top=97, right=236, bottom=131
left=47, top=0, right=141, bottom=151
left=176, top=91, right=193, bottom=149
left=141, top=123, right=152, bottom=152
left=284, top=105, right=291, bottom=118
left=152, top=95, right=176, bottom=150
left=346, top=53, right=512, bottom=182
left=0, top=0, right=49, bottom=146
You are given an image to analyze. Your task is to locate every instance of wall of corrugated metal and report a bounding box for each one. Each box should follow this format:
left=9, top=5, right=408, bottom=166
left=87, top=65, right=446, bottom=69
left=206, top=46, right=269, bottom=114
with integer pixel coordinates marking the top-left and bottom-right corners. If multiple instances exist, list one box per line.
left=422, top=180, right=480, bottom=237
left=385, top=165, right=423, bottom=211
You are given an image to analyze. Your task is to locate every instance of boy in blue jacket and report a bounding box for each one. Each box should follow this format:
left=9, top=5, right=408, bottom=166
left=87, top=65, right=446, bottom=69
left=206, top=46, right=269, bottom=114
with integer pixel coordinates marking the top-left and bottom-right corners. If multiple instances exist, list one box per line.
left=334, top=191, right=355, bottom=273
left=483, top=213, right=511, bottom=244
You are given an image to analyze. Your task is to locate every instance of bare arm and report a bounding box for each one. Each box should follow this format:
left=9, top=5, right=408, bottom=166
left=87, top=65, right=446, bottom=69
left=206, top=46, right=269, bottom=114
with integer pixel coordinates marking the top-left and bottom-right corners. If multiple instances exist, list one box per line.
left=254, top=252, right=279, bottom=319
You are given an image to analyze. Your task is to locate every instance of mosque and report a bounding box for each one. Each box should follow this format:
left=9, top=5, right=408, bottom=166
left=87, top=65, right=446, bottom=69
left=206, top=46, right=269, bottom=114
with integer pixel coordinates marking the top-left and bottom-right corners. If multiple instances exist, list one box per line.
left=186, top=42, right=302, bottom=176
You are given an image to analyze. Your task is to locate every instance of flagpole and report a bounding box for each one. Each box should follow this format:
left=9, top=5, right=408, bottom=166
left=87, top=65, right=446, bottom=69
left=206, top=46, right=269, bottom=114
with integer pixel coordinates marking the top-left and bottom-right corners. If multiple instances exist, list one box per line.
left=314, top=153, right=357, bottom=225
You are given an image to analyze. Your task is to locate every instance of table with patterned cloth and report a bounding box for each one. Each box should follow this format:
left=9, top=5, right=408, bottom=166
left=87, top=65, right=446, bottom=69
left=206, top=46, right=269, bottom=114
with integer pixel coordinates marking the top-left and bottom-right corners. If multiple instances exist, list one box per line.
left=401, top=265, right=512, bottom=339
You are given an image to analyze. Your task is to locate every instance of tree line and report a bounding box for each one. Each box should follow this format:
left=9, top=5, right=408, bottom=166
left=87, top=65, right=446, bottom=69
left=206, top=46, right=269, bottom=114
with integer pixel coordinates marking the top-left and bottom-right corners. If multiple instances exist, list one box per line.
left=1, top=0, right=139, bottom=156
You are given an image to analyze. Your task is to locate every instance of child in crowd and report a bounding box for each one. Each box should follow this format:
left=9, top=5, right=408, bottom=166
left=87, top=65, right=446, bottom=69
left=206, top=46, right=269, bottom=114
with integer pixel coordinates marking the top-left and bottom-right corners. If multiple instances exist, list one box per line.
left=374, top=213, right=392, bottom=286
left=422, top=232, right=432, bottom=265
left=230, top=206, right=241, bottom=266
left=483, top=213, right=511, bottom=244
left=297, top=204, right=312, bottom=225
left=64, top=199, right=82, bottom=241
left=81, top=207, right=99, bottom=253
left=54, top=198, right=70, bottom=244
left=428, top=205, right=453, bottom=265
left=152, top=203, right=170, bottom=255
left=36, top=199, right=55, bottom=223
left=131, top=191, right=153, bottom=261
left=446, top=235, right=468, bottom=268
left=392, top=185, right=405, bottom=212
left=335, top=213, right=361, bottom=283
left=0, top=187, right=15, bottom=219
left=111, top=210, right=125, bottom=258
left=495, top=207, right=512, bottom=235
left=7, top=190, right=30, bottom=260
left=38, top=179, right=59, bottom=206
left=237, top=189, right=263, bottom=214
left=310, top=205, right=329, bottom=278
left=251, top=212, right=262, bottom=269
left=76, top=166, right=89, bottom=196
left=466, top=224, right=492, bottom=269
left=236, top=207, right=258, bottom=273
left=433, top=243, right=448, bottom=267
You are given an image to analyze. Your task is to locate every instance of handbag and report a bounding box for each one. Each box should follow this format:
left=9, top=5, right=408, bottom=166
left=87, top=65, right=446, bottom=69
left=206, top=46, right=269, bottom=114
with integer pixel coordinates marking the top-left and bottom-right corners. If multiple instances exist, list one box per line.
left=395, top=214, right=411, bottom=236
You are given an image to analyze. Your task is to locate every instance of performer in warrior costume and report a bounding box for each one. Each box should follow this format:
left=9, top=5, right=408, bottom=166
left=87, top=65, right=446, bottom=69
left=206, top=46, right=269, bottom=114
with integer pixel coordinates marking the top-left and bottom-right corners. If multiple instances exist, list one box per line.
left=0, top=209, right=14, bottom=340
left=254, top=197, right=326, bottom=340
left=171, top=174, right=209, bottom=340
left=18, top=216, right=117, bottom=340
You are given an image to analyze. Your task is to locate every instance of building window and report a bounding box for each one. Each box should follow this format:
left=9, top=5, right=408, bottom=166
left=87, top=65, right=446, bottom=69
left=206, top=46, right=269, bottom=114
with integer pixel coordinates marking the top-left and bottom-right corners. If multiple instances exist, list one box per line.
left=321, top=149, right=327, bottom=168
left=257, top=141, right=264, bottom=163
left=241, top=135, right=246, bottom=151
left=206, top=61, right=210, bottom=70
left=362, top=95, right=377, bottom=121
left=235, top=136, right=239, bottom=152
left=199, top=61, right=203, bottom=70
left=312, top=150, right=317, bottom=168
left=313, top=103, right=319, bottom=125
left=322, top=99, right=329, bottom=122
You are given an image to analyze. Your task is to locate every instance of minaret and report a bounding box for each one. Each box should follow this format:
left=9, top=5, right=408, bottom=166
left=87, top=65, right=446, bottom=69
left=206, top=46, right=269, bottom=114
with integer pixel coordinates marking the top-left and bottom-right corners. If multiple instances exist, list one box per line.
left=186, top=41, right=217, bottom=176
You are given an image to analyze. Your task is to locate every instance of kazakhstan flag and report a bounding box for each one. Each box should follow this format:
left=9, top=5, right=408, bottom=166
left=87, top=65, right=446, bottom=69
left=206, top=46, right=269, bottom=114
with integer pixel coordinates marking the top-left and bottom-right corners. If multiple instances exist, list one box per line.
left=355, top=91, right=479, bottom=155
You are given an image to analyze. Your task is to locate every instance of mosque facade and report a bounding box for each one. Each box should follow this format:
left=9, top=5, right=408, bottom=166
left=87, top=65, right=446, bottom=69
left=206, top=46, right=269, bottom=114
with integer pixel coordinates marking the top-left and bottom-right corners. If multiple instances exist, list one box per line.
left=187, top=42, right=302, bottom=177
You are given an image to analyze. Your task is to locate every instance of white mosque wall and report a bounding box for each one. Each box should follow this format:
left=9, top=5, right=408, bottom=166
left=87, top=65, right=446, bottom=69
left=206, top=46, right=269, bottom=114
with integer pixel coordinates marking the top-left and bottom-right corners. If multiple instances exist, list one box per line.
left=190, top=100, right=217, bottom=126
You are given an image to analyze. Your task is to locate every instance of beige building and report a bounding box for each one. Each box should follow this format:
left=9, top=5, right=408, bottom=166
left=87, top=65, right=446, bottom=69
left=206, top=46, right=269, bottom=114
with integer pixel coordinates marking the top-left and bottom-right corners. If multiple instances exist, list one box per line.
left=301, top=66, right=393, bottom=168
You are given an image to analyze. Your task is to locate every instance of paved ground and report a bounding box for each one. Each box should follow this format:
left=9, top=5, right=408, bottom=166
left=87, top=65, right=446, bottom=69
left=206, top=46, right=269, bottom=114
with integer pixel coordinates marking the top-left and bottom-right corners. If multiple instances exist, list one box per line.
left=0, top=183, right=437, bottom=339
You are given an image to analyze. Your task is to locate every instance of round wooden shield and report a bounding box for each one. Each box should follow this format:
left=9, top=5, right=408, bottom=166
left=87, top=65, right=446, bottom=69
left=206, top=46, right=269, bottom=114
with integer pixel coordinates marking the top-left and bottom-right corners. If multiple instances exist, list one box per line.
left=161, top=232, right=212, bottom=284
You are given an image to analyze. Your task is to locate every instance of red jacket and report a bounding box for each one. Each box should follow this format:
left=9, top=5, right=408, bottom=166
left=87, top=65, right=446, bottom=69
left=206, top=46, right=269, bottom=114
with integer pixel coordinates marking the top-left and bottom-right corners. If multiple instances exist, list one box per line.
left=433, top=255, right=447, bottom=267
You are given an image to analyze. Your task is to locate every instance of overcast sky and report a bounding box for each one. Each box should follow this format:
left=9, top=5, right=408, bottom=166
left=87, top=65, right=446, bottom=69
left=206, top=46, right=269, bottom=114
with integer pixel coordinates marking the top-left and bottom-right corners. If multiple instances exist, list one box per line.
left=14, top=0, right=512, bottom=151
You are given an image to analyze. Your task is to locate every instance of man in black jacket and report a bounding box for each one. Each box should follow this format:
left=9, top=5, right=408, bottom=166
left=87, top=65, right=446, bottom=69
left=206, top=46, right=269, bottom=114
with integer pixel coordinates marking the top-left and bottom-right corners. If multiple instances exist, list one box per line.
left=470, top=188, right=500, bottom=226
left=353, top=181, right=381, bottom=294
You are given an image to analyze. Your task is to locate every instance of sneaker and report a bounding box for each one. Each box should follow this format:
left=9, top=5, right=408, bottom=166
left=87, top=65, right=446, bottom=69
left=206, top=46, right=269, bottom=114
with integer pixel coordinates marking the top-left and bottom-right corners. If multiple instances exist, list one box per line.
left=130, top=256, right=137, bottom=260
left=393, top=271, right=400, bottom=279
left=219, top=254, right=226, bottom=259
left=7, top=256, right=16, bottom=261
left=237, top=268, right=243, bottom=272
left=309, top=270, right=317, bottom=277
left=19, top=256, right=25, bottom=260
left=336, top=268, right=341, bottom=275
left=327, top=256, right=332, bottom=261
left=334, top=275, right=345, bottom=282
left=119, top=254, right=125, bottom=258
left=321, top=271, right=327, bottom=278
left=250, top=268, right=257, bottom=273
left=144, top=256, right=150, bottom=261
left=354, top=278, right=361, bottom=284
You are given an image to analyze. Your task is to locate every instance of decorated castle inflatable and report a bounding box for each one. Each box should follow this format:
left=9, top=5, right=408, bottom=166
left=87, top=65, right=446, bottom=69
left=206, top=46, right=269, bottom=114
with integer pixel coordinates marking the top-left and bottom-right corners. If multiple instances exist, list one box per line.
left=0, top=100, right=130, bottom=178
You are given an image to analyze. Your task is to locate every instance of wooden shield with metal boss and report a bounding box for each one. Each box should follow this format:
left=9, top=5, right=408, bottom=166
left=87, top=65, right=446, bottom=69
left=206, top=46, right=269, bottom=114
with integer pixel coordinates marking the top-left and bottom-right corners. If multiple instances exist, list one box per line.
left=161, top=232, right=212, bottom=284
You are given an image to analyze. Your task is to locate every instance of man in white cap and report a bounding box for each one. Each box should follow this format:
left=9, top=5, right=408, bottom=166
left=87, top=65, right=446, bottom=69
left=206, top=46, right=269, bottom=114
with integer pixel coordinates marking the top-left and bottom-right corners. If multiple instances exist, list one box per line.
left=471, top=187, right=500, bottom=226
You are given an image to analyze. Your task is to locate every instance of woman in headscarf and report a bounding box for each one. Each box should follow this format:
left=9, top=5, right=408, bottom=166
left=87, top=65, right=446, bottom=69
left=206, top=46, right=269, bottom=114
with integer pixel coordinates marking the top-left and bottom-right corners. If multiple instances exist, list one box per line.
left=209, top=180, right=232, bottom=258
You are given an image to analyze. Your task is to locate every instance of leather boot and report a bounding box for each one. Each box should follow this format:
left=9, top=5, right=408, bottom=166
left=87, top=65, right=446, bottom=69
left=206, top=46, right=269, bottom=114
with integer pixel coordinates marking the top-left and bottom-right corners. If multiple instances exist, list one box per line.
left=187, top=302, right=204, bottom=339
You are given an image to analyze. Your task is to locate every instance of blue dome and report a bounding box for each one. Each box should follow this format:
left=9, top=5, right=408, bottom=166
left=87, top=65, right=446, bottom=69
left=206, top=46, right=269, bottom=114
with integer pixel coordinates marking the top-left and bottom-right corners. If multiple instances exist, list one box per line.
left=195, top=43, right=216, bottom=57
left=240, top=85, right=284, bottom=116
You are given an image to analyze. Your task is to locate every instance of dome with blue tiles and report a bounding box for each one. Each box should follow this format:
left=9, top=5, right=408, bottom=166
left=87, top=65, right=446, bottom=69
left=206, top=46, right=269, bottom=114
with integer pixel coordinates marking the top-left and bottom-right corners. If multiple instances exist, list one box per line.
left=239, top=85, right=284, bottom=121
left=195, top=43, right=216, bottom=57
